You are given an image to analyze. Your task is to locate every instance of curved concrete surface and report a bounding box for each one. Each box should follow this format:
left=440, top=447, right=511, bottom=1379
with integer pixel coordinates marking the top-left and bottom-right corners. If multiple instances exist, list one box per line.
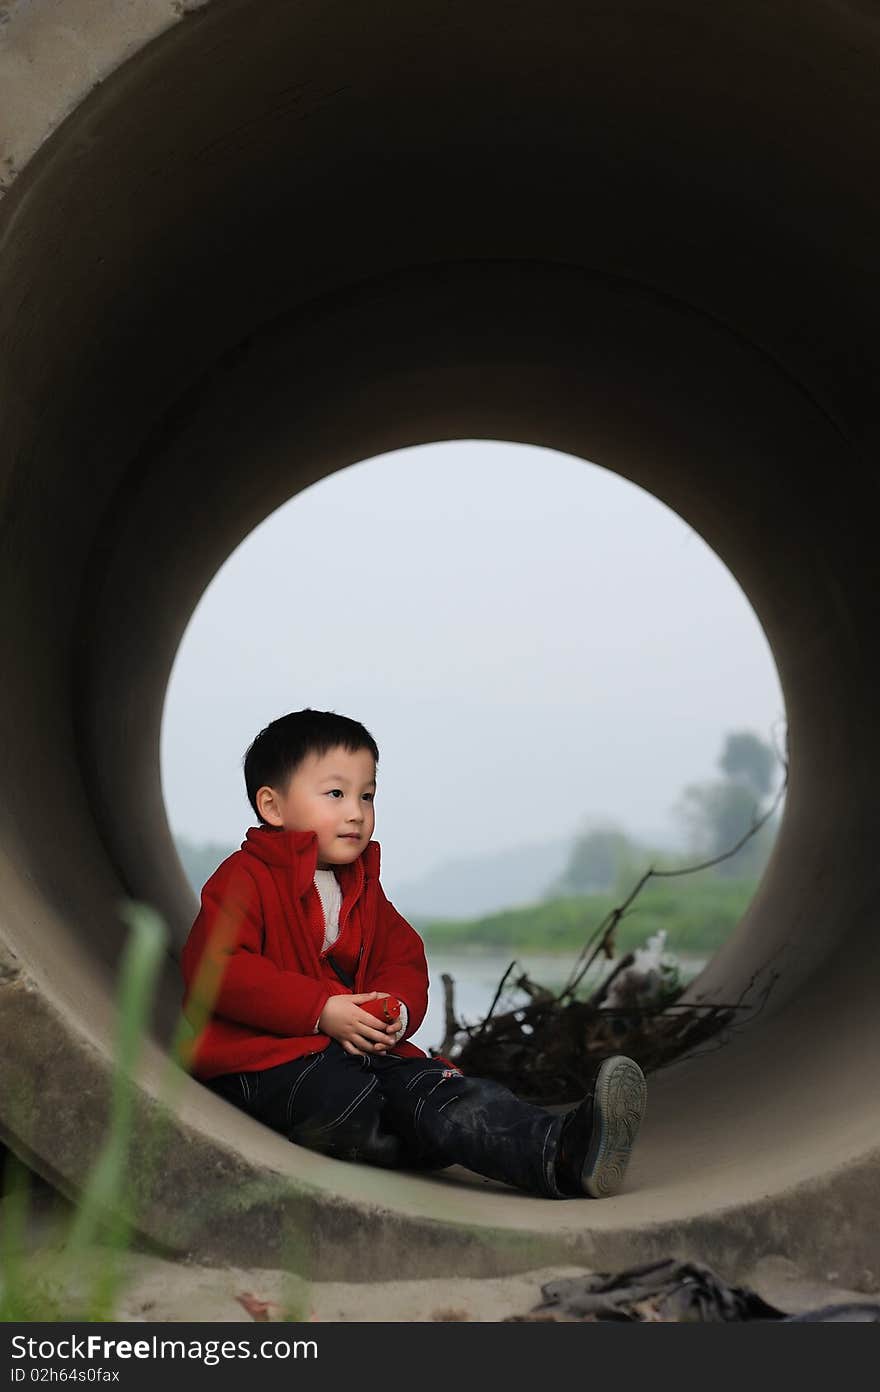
left=2, top=1, right=879, bottom=1283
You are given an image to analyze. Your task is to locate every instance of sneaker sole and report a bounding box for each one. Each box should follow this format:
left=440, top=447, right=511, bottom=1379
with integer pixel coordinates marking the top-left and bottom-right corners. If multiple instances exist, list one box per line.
left=582, top=1055, right=647, bottom=1198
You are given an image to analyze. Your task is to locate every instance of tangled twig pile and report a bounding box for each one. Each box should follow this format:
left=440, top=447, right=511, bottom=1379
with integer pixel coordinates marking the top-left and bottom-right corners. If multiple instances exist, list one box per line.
left=435, top=965, right=743, bottom=1104
left=431, top=770, right=788, bottom=1104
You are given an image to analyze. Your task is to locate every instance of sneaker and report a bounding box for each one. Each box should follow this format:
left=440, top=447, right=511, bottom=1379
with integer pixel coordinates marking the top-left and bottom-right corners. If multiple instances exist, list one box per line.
left=554, top=1055, right=647, bottom=1198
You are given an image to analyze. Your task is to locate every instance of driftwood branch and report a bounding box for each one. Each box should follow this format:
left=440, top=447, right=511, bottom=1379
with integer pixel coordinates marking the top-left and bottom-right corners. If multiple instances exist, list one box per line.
left=512, top=972, right=556, bottom=1005
left=473, top=959, right=518, bottom=1039
left=438, top=973, right=459, bottom=1057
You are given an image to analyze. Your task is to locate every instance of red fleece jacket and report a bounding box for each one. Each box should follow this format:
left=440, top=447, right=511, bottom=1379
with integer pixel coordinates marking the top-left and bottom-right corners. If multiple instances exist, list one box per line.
left=179, top=826, right=430, bottom=1079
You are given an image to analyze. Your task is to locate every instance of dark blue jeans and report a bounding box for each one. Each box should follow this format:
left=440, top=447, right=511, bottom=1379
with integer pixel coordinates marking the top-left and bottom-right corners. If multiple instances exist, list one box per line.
left=206, top=1041, right=567, bottom=1198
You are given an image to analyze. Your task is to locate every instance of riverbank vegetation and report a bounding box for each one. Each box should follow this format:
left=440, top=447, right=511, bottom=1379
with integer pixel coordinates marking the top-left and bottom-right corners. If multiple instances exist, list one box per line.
left=416, top=873, right=760, bottom=958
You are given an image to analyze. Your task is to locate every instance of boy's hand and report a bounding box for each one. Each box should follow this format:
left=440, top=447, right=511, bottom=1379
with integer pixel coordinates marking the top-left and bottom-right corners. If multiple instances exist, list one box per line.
left=384, top=1011, right=404, bottom=1042
left=318, top=992, right=398, bottom=1056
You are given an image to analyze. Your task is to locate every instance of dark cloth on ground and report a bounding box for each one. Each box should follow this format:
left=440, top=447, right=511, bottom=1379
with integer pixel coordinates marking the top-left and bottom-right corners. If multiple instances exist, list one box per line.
left=515, top=1258, right=880, bottom=1322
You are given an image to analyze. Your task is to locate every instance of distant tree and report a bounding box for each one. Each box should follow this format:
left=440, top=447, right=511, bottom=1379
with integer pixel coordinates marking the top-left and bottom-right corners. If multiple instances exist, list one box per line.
left=676, top=730, right=781, bottom=879
left=545, top=826, right=637, bottom=897
left=718, top=731, right=775, bottom=799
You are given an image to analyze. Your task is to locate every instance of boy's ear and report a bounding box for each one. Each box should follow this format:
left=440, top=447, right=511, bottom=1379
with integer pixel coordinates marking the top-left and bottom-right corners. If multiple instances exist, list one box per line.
left=255, top=785, right=283, bottom=826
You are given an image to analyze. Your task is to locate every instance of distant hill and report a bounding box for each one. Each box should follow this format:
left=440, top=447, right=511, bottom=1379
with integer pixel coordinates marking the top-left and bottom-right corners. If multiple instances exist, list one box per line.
left=390, top=837, right=574, bottom=923
left=174, top=831, right=573, bottom=920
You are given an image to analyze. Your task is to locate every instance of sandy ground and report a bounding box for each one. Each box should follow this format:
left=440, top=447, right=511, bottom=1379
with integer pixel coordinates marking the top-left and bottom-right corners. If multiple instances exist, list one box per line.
left=104, top=1252, right=880, bottom=1323
left=7, top=1177, right=875, bottom=1322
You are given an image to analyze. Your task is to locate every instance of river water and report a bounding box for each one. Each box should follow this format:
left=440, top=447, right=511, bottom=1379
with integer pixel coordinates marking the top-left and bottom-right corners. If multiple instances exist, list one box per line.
left=409, top=948, right=708, bottom=1053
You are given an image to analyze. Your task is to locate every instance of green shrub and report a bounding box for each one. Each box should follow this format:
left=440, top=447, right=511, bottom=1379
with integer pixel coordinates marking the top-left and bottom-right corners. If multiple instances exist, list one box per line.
left=420, top=875, right=758, bottom=957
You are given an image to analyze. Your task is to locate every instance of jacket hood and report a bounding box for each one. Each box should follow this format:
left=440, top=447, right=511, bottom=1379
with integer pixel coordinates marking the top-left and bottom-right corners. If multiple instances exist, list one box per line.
left=241, top=825, right=381, bottom=899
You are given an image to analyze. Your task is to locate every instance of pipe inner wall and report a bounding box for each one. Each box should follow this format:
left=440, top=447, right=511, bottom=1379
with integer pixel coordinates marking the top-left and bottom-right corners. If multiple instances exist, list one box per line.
left=1, top=0, right=879, bottom=1280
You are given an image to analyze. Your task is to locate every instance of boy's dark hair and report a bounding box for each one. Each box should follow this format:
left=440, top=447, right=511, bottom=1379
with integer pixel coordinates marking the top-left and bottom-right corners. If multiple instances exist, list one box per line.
left=243, top=708, right=380, bottom=824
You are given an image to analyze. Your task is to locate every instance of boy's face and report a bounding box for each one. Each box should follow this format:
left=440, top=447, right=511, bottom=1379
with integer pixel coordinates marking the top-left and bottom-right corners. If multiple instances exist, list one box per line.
left=255, top=745, right=377, bottom=870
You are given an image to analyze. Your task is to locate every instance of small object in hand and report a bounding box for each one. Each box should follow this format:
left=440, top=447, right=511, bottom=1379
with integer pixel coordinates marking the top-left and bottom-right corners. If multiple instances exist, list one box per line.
left=361, top=994, right=401, bottom=1023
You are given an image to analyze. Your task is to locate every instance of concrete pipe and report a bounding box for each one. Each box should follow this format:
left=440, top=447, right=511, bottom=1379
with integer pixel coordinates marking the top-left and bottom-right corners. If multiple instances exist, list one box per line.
left=1, top=1, right=879, bottom=1283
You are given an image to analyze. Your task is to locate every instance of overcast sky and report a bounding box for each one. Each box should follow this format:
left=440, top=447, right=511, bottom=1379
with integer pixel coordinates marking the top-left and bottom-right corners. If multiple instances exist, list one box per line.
left=160, top=441, right=785, bottom=886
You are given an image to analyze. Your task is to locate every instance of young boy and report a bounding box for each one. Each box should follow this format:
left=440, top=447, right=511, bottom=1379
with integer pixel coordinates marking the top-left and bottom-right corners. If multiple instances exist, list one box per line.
left=180, top=708, right=647, bottom=1199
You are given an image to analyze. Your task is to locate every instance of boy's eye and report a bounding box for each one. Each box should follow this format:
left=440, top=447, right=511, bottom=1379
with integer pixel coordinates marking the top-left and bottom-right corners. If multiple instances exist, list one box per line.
left=326, top=790, right=375, bottom=800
